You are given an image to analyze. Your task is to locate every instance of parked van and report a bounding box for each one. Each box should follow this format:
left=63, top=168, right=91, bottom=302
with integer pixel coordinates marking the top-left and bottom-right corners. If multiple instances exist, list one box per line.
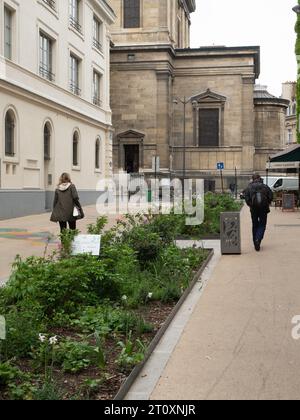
left=262, top=177, right=281, bottom=188
left=271, top=177, right=299, bottom=192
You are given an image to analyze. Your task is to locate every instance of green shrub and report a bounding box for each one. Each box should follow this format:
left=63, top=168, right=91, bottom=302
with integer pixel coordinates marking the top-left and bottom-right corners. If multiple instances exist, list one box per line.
left=56, top=338, right=105, bottom=374
left=4, top=255, right=120, bottom=318
left=72, top=305, right=153, bottom=336
left=123, top=226, right=163, bottom=266
left=4, top=308, right=45, bottom=359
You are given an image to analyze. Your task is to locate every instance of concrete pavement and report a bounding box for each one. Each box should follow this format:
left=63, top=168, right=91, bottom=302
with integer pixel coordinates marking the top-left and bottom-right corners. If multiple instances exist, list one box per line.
left=0, top=205, right=117, bottom=285
left=128, top=206, right=300, bottom=400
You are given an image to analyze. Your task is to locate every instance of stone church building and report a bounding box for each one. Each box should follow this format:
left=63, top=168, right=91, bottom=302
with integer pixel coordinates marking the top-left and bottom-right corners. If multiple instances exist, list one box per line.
left=109, top=0, right=288, bottom=188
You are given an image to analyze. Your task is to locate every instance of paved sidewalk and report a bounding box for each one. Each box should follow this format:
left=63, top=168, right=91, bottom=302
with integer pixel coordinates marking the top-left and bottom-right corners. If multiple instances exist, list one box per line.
left=0, top=206, right=117, bottom=285
left=131, top=206, right=300, bottom=400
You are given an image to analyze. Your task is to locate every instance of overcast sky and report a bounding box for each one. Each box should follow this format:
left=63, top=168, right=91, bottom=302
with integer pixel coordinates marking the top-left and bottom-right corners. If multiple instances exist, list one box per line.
left=190, top=0, right=297, bottom=97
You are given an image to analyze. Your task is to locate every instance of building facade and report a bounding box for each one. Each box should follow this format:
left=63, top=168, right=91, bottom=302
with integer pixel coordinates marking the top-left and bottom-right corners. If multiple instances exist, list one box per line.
left=282, top=82, right=297, bottom=146
left=0, top=0, right=115, bottom=219
left=110, top=0, right=288, bottom=190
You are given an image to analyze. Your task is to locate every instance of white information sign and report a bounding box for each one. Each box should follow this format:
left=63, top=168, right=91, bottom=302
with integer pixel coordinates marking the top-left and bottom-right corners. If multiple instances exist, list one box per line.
left=72, top=235, right=101, bottom=256
left=0, top=316, right=6, bottom=340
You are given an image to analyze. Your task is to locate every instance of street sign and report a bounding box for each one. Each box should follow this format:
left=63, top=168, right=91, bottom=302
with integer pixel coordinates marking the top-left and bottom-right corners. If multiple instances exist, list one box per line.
left=217, top=162, right=225, bottom=170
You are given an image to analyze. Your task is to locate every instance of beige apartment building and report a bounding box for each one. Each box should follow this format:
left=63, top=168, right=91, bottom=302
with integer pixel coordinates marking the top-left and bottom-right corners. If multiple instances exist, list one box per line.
left=282, top=82, right=297, bottom=146
left=0, top=0, right=115, bottom=219
left=109, top=0, right=288, bottom=190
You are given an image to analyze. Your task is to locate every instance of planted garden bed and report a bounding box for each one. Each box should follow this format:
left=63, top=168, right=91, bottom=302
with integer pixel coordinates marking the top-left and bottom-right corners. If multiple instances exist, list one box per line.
left=0, top=213, right=209, bottom=400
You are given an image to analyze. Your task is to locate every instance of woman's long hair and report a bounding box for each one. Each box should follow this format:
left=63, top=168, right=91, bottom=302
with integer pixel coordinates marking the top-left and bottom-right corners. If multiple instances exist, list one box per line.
left=58, top=173, right=71, bottom=186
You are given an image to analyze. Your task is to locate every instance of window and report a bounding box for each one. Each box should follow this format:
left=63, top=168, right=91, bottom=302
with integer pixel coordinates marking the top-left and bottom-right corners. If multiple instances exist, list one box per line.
left=39, top=32, right=54, bottom=81
left=73, top=131, right=79, bottom=166
left=70, top=54, right=81, bottom=95
left=44, top=123, right=51, bottom=160
left=93, top=16, right=102, bottom=51
left=4, top=6, right=13, bottom=60
left=95, top=138, right=100, bottom=169
left=288, top=129, right=293, bottom=145
left=124, top=0, right=140, bottom=28
left=69, top=0, right=82, bottom=33
left=93, top=71, right=101, bottom=106
left=5, top=110, right=15, bottom=157
left=199, top=109, right=220, bottom=147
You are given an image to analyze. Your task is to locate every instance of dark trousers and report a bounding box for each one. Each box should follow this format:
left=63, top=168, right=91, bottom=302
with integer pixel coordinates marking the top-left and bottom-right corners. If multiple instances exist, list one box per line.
left=59, top=221, right=77, bottom=233
left=251, top=208, right=268, bottom=244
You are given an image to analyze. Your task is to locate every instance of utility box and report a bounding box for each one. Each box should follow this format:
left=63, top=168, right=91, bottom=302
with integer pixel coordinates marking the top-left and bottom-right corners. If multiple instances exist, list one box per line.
left=220, top=212, right=241, bottom=255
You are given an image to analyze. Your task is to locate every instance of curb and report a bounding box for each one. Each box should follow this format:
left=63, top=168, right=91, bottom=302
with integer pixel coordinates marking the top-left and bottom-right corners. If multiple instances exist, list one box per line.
left=114, top=249, right=214, bottom=401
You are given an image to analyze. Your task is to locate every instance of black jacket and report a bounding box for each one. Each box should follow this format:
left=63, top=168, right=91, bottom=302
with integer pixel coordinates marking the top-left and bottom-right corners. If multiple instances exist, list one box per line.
left=244, top=180, right=273, bottom=211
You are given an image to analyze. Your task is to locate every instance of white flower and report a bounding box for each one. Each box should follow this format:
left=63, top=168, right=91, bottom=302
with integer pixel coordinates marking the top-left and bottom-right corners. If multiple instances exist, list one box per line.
left=49, top=336, right=58, bottom=345
left=147, top=293, right=153, bottom=299
left=39, top=334, right=46, bottom=343
left=122, top=295, right=127, bottom=301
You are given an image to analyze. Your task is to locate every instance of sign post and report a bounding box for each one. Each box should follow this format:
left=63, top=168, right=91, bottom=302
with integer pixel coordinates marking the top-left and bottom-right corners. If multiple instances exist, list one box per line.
left=217, top=162, right=225, bottom=193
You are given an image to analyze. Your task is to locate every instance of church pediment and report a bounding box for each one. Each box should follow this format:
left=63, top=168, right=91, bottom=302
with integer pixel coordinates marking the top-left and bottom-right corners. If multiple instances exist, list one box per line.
left=117, top=130, right=145, bottom=139
left=192, top=89, right=227, bottom=103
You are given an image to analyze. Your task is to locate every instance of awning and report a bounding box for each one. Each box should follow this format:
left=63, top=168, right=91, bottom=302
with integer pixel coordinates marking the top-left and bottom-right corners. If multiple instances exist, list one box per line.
left=266, top=145, right=300, bottom=169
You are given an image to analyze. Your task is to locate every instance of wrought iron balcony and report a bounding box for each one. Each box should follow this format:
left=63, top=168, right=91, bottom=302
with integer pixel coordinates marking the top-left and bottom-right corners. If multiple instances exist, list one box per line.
left=42, top=0, right=56, bottom=11
left=93, top=38, right=103, bottom=52
left=70, top=81, right=81, bottom=96
left=39, top=65, right=55, bottom=82
left=93, top=96, right=102, bottom=107
left=69, top=16, right=82, bottom=34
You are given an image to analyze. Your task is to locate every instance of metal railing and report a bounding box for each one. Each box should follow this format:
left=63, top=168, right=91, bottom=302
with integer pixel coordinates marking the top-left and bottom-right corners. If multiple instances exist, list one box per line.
left=42, top=0, right=56, bottom=10
left=70, top=81, right=81, bottom=96
left=69, top=16, right=82, bottom=34
left=93, top=38, right=103, bottom=52
left=39, top=65, right=55, bottom=82
left=93, top=96, right=102, bottom=107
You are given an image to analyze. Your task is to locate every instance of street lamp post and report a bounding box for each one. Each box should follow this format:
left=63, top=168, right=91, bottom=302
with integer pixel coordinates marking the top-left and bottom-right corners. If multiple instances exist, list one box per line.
left=173, top=96, right=197, bottom=196
left=293, top=4, right=300, bottom=143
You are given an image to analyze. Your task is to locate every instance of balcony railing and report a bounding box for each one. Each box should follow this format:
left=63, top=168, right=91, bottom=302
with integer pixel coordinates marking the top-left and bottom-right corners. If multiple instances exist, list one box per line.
left=42, top=0, right=56, bottom=11
left=93, top=38, right=103, bottom=52
left=69, top=16, right=82, bottom=34
left=70, top=81, right=81, bottom=96
left=39, top=65, right=55, bottom=82
left=93, top=96, right=102, bottom=107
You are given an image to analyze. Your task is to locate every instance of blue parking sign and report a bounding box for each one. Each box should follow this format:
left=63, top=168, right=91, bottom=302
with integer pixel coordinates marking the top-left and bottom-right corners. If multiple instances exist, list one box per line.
left=217, top=162, right=224, bottom=170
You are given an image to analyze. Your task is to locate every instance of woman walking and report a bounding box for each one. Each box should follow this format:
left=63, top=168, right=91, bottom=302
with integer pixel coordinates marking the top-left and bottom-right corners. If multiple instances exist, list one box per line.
left=50, top=173, right=84, bottom=232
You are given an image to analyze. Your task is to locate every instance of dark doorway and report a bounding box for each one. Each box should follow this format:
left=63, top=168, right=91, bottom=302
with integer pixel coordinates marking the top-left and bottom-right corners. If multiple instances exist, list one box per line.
left=124, top=145, right=139, bottom=173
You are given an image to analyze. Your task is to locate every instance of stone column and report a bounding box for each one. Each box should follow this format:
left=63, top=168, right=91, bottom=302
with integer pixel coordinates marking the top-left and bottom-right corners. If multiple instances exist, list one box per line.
left=156, top=69, right=173, bottom=171
left=241, top=76, right=255, bottom=172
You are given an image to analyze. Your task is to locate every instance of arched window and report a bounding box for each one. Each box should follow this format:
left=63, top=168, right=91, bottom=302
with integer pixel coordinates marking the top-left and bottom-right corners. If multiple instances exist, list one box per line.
left=73, top=131, right=79, bottom=166
left=95, top=138, right=101, bottom=169
left=5, top=110, right=15, bottom=157
left=44, top=122, right=51, bottom=160
left=124, top=0, right=140, bottom=28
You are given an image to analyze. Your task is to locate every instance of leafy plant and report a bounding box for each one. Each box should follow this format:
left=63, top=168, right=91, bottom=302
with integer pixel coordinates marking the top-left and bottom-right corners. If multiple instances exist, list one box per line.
left=87, top=216, right=108, bottom=235
left=59, top=229, right=79, bottom=259
left=116, top=332, right=146, bottom=369
left=56, top=338, right=105, bottom=374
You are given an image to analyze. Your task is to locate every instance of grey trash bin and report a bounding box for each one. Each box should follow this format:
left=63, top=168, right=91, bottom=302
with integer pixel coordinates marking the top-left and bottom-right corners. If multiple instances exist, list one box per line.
left=220, top=212, right=241, bottom=255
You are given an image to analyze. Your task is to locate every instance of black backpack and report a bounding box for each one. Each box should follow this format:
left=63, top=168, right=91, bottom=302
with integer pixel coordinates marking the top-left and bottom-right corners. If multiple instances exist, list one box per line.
left=251, top=184, right=269, bottom=209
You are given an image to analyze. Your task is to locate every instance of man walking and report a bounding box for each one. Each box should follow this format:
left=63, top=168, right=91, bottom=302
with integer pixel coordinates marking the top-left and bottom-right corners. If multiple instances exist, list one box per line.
left=244, top=174, right=273, bottom=252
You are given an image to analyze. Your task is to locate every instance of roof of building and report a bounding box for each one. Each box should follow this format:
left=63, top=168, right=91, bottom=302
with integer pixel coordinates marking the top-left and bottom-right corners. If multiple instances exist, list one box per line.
left=254, top=85, right=289, bottom=108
